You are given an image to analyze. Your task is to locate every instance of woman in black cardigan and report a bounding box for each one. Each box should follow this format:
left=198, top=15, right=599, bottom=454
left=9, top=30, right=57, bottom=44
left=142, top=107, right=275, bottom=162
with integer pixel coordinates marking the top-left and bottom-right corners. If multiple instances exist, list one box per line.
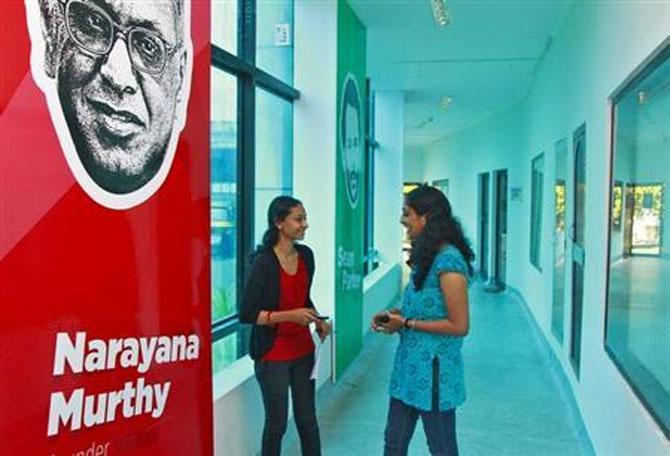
left=240, top=195, right=331, bottom=456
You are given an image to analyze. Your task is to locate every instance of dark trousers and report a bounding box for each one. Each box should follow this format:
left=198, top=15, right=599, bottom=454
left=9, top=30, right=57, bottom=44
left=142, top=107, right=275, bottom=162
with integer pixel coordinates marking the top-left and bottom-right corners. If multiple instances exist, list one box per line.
left=384, top=359, right=458, bottom=456
left=255, top=353, right=321, bottom=456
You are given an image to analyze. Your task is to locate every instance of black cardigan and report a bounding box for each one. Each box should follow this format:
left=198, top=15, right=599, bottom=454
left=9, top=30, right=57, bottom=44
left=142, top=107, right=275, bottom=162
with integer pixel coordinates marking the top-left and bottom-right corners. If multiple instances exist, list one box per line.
left=239, top=244, right=316, bottom=360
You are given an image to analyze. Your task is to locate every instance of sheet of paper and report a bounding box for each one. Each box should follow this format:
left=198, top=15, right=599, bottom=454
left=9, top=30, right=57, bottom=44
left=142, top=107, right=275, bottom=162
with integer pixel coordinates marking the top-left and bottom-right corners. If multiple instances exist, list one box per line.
left=310, top=338, right=323, bottom=380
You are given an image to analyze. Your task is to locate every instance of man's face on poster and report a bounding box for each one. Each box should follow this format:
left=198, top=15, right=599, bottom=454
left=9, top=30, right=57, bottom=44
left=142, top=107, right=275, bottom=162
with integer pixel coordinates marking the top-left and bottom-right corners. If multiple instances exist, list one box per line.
left=344, top=103, right=361, bottom=206
left=37, top=0, right=187, bottom=195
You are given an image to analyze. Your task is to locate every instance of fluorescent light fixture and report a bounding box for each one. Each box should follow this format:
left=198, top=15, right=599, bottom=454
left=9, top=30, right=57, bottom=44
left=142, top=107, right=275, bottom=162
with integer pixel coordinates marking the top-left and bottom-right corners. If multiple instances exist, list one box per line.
left=439, top=96, right=453, bottom=109
left=637, top=91, right=647, bottom=105
left=430, top=0, right=451, bottom=27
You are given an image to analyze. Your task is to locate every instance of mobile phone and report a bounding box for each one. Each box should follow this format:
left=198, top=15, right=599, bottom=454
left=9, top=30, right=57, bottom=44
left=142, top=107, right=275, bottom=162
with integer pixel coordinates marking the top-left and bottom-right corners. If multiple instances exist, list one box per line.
left=315, top=315, right=330, bottom=320
left=374, top=313, right=390, bottom=324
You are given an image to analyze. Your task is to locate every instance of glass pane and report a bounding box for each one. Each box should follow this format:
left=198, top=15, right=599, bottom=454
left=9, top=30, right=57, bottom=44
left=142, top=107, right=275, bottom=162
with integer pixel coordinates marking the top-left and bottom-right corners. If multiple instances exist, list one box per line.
left=254, top=89, right=293, bottom=246
left=212, top=0, right=237, bottom=55
left=256, top=0, right=294, bottom=84
left=552, top=139, right=567, bottom=344
left=211, top=69, right=238, bottom=326
left=606, top=47, right=670, bottom=436
left=212, top=333, right=238, bottom=376
left=574, top=133, right=586, bottom=247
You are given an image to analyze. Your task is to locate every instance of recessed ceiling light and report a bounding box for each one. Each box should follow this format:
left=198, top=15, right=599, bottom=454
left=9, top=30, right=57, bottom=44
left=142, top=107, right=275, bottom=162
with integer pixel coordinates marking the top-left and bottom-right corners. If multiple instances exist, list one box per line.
left=439, top=96, right=453, bottom=110
left=430, top=0, right=451, bottom=27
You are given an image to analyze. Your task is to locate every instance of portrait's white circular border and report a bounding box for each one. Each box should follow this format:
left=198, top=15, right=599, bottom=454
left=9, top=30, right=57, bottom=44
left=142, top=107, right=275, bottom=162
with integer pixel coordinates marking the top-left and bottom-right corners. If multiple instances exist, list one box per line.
left=339, top=72, right=362, bottom=210
left=24, top=0, right=194, bottom=210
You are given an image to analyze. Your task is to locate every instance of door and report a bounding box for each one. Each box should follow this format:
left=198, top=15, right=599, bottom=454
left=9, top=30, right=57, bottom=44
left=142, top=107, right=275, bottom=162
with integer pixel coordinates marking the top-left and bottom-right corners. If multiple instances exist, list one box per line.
left=569, top=125, right=586, bottom=377
left=491, top=169, right=508, bottom=290
left=552, top=139, right=567, bottom=344
left=478, top=173, right=490, bottom=280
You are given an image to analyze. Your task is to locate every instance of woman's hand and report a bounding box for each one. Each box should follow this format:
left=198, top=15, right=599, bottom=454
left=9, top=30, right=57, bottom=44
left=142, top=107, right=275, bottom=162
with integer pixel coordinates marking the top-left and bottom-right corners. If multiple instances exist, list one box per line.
left=315, top=319, right=332, bottom=342
left=287, top=308, right=318, bottom=326
left=371, top=309, right=405, bottom=334
left=383, top=313, right=406, bottom=333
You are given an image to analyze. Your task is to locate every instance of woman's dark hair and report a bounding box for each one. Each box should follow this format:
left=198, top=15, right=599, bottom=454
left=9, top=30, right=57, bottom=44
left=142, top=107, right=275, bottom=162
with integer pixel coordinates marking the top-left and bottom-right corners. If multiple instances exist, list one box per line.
left=406, top=185, right=474, bottom=290
left=257, top=195, right=303, bottom=252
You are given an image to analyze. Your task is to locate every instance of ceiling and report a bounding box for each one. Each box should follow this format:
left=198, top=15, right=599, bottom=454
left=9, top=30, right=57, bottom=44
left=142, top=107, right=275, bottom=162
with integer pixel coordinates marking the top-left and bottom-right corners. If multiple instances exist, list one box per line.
left=347, top=0, right=575, bottom=148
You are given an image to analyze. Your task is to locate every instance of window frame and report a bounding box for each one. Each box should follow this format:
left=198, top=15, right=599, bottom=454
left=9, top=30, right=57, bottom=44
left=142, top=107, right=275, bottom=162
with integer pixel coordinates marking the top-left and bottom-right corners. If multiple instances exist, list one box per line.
left=604, top=36, right=670, bottom=439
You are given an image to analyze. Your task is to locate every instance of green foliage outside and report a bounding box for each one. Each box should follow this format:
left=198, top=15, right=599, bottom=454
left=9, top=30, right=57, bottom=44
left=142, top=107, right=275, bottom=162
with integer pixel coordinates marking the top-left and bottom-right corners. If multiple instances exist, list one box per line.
left=633, top=185, right=663, bottom=217
left=555, top=183, right=566, bottom=231
left=612, top=183, right=623, bottom=228
left=211, top=270, right=238, bottom=374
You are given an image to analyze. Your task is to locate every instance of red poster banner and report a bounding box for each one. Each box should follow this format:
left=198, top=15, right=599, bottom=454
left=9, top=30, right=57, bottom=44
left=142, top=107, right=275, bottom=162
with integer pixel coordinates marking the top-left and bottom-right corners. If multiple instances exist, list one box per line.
left=0, top=1, right=213, bottom=454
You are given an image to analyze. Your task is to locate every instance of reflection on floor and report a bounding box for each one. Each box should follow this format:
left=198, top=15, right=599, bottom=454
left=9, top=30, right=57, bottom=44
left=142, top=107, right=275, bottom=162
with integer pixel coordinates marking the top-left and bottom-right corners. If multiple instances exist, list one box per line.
left=283, top=283, right=594, bottom=455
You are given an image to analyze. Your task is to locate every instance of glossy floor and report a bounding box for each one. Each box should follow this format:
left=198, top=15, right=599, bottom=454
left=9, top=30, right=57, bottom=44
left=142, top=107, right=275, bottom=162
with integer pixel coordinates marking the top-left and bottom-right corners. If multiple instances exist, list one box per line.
left=285, top=283, right=594, bottom=455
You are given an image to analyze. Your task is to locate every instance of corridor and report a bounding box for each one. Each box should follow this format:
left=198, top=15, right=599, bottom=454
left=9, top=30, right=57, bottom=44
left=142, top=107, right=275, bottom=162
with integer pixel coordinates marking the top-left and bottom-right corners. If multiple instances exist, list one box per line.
left=286, top=284, right=594, bottom=455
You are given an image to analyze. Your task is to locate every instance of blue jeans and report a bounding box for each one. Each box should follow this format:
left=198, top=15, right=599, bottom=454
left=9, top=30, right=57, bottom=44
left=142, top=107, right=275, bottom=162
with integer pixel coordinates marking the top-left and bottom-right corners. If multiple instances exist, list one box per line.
left=255, top=352, right=321, bottom=456
left=384, top=359, right=458, bottom=456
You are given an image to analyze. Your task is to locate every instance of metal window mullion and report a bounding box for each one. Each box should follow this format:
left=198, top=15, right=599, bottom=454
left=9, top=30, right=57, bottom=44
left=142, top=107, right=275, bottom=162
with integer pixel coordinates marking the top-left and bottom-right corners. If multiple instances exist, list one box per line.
left=256, top=70, right=300, bottom=101
left=212, top=314, right=241, bottom=341
left=212, top=45, right=255, bottom=76
left=240, top=0, right=256, bottom=65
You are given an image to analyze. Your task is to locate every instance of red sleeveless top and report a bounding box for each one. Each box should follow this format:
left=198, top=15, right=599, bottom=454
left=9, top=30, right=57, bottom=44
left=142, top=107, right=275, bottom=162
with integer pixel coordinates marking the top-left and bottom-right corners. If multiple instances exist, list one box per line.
left=262, top=256, right=315, bottom=361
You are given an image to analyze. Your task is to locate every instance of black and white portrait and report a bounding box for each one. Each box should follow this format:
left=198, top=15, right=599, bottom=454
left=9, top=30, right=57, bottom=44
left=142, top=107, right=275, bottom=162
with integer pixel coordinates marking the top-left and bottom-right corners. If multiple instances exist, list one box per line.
left=339, top=73, right=362, bottom=209
left=25, top=0, right=193, bottom=209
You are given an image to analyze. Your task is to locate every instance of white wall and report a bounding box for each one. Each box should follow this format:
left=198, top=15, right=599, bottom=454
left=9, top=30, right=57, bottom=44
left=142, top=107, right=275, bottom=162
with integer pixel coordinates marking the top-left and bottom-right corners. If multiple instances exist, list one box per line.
left=362, top=90, right=405, bottom=335
left=373, top=91, right=405, bottom=266
left=403, top=145, right=427, bottom=182
left=410, top=2, right=670, bottom=453
left=292, top=0, right=338, bottom=380
left=421, top=102, right=528, bottom=274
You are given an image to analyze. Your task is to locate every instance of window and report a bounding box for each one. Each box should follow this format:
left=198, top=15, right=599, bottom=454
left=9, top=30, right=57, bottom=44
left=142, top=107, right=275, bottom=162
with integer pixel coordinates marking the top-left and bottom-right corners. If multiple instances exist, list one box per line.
left=211, top=0, right=299, bottom=375
left=211, top=0, right=237, bottom=55
left=606, top=40, right=670, bottom=438
left=211, top=70, right=239, bottom=375
left=364, top=81, right=378, bottom=275
left=551, top=138, right=567, bottom=345
left=256, top=0, right=294, bottom=84
left=255, top=88, right=294, bottom=246
left=530, top=153, right=544, bottom=270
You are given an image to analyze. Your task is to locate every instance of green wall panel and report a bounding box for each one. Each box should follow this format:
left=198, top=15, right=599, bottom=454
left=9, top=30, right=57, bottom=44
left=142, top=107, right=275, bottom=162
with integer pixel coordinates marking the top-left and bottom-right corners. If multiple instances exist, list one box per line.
left=334, top=0, right=366, bottom=378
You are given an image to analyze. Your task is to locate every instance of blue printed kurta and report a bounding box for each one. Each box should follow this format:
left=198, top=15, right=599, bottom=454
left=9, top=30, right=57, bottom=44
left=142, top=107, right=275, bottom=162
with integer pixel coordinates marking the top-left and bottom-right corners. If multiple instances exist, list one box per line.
left=389, top=245, right=470, bottom=411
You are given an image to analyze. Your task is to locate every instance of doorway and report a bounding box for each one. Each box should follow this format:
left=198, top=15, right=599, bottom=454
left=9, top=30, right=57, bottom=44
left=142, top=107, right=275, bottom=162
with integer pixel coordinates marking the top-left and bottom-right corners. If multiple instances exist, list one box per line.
left=552, top=139, right=567, bottom=344
left=488, top=169, right=507, bottom=291
left=478, top=173, right=490, bottom=280
left=622, top=183, right=664, bottom=256
left=569, top=125, right=586, bottom=377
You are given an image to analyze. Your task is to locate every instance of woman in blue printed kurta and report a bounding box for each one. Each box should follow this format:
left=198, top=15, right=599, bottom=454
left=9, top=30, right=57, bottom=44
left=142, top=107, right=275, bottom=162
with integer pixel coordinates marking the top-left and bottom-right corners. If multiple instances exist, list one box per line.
left=372, top=185, right=474, bottom=456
